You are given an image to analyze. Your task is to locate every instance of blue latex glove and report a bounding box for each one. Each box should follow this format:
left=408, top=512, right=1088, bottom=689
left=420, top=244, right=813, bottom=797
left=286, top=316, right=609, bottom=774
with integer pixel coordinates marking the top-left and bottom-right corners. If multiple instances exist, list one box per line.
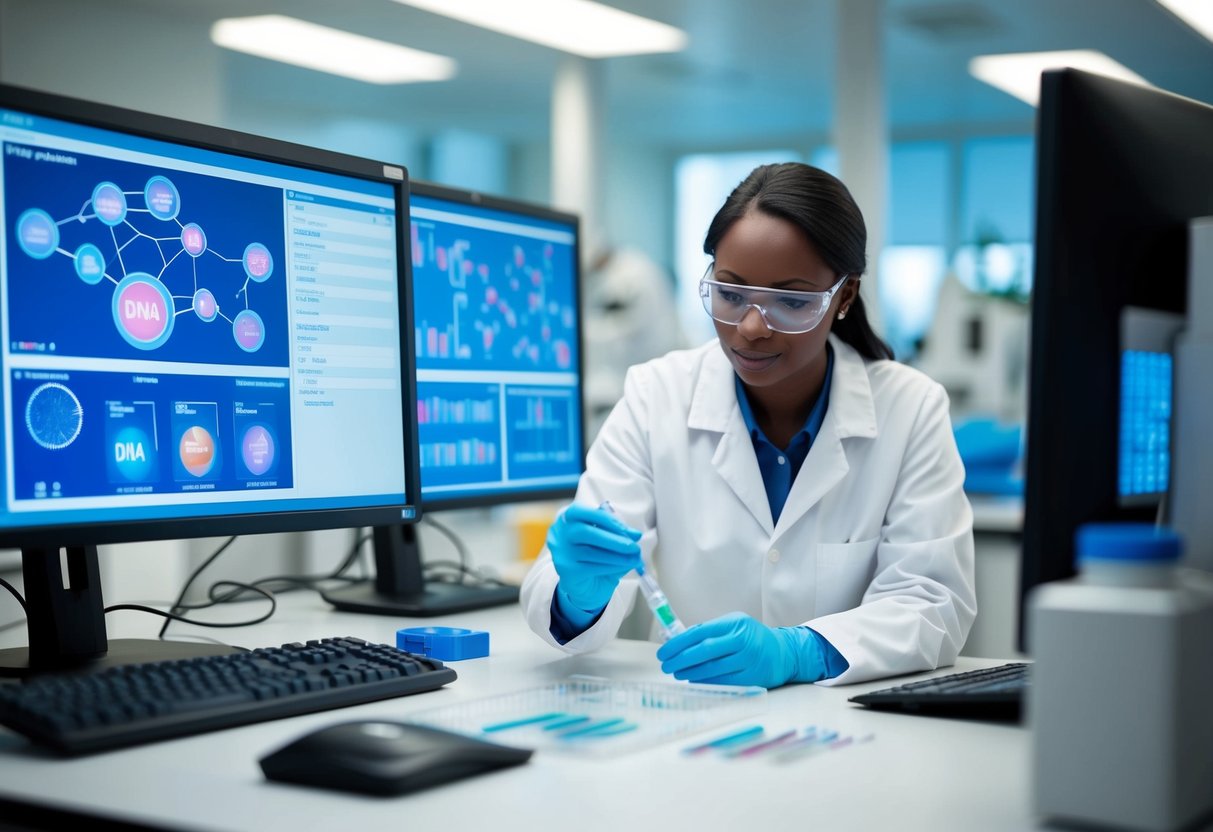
left=656, top=612, right=831, bottom=689
left=548, top=503, right=643, bottom=620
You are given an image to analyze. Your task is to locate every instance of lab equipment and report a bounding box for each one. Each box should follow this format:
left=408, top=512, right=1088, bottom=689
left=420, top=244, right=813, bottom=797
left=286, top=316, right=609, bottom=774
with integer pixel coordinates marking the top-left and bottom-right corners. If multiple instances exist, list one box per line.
left=397, top=626, right=490, bottom=661
left=259, top=720, right=531, bottom=796
left=657, top=612, right=827, bottom=688
left=598, top=500, right=687, bottom=640
left=0, top=637, right=455, bottom=755
left=407, top=674, right=766, bottom=757
left=848, top=662, right=1027, bottom=720
left=635, top=569, right=688, bottom=641
left=1029, top=523, right=1213, bottom=832
left=699, top=271, right=849, bottom=333
left=682, top=725, right=863, bottom=764
left=726, top=728, right=797, bottom=758
left=681, top=725, right=764, bottom=753
left=481, top=713, right=566, bottom=732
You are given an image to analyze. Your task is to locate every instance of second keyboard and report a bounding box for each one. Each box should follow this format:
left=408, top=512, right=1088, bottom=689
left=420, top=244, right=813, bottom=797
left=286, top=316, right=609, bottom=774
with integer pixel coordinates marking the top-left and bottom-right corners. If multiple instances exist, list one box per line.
left=0, top=636, right=457, bottom=754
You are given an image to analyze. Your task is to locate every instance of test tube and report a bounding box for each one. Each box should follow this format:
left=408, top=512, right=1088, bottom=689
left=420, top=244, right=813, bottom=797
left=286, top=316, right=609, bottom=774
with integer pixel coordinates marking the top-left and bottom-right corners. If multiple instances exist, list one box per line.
left=599, top=501, right=687, bottom=641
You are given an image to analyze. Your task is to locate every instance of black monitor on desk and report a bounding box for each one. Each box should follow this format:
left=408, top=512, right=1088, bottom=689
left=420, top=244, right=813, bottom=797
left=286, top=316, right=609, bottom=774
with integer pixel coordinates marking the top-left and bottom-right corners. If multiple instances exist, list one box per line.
left=0, top=84, right=421, bottom=677
left=322, top=181, right=584, bottom=617
left=1018, top=69, right=1213, bottom=650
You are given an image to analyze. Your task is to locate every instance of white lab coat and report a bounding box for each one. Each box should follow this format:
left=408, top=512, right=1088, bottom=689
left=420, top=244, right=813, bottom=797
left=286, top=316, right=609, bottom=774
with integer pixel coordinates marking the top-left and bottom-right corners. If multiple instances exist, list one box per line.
left=520, top=336, right=977, bottom=685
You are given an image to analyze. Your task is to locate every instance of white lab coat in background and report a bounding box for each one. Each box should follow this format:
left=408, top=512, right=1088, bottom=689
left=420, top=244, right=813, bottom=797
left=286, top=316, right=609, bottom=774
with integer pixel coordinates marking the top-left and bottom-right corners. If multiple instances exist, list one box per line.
left=520, top=335, right=977, bottom=686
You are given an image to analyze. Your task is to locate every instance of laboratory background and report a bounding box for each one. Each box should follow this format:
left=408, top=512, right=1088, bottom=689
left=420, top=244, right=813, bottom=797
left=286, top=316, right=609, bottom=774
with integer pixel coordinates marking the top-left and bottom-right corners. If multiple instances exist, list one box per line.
left=1, top=0, right=1211, bottom=661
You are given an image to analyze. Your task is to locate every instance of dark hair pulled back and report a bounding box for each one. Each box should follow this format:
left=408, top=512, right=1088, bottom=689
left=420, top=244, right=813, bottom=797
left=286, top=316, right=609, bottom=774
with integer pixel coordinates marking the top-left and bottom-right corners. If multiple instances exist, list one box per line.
left=703, top=162, right=893, bottom=361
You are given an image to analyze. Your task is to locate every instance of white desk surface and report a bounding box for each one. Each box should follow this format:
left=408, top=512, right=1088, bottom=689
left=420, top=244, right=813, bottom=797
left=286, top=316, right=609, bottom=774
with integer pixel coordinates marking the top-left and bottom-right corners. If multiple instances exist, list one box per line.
left=0, top=594, right=1036, bottom=832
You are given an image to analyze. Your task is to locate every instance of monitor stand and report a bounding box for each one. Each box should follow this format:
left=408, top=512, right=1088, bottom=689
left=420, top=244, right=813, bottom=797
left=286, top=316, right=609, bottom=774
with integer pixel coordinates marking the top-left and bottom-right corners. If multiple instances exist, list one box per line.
left=321, top=524, right=519, bottom=616
left=0, top=546, right=239, bottom=680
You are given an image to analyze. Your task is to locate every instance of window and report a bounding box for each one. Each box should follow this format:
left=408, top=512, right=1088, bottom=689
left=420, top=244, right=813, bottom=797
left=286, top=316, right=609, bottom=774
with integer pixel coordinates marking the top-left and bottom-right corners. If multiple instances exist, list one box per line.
left=673, top=150, right=802, bottom=345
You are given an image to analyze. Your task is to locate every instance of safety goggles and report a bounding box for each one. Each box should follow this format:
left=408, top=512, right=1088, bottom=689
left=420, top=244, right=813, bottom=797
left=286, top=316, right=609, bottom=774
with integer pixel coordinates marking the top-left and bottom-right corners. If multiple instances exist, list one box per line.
left=698, top=270, right=849, bottom=334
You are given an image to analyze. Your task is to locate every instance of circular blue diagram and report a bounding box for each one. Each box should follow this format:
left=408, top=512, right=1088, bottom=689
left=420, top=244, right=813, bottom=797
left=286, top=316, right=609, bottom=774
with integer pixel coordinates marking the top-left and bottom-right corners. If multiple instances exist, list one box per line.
left=74, top=242, right=106, bottom=284
left=144, top=176, right=180, bottom=221
left=91, top=182, right=127, bottom=227
left=243, top=242, right=273, bottom=282
left=16, top=209, right=59, bottom=259
left=25, top=382, right=83, bottom=450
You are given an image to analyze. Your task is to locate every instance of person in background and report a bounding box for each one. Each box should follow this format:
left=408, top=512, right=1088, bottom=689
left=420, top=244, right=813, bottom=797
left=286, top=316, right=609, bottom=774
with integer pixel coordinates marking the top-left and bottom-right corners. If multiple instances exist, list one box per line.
left=582, top=242, right=688, bottom=442
left=521, top=162, right=976, bottom=687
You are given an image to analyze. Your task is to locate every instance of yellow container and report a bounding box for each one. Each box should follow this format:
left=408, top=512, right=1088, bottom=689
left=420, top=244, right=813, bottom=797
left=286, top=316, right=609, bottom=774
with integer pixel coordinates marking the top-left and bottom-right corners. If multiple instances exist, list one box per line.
left=514, top=506, right=558, bottom=561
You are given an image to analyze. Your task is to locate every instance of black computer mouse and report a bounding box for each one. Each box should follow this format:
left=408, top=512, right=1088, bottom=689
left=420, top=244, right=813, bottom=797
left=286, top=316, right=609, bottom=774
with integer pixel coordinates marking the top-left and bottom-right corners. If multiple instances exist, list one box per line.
left=259, top=720, right=532, bottom=797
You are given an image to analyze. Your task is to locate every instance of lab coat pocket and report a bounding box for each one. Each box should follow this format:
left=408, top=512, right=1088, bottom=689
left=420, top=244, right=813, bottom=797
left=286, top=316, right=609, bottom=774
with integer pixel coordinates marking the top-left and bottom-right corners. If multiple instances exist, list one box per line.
left=815, top=538, right=879, bottom=616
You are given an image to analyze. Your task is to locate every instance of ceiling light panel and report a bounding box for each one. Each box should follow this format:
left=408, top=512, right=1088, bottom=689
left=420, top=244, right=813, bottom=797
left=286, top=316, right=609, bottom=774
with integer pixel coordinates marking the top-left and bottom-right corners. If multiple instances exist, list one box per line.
left=211, top=15, right=457, bottom=84
left=969, top=50, right=1150, bottom=106
left=390, top=0, right=688, bottom=58
left=1154, top=0, right=1213, bottom=44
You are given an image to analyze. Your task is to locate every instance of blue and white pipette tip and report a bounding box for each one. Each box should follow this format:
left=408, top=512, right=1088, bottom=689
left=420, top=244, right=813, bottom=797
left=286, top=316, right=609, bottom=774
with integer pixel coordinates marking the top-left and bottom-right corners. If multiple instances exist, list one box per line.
left=599, top=501, right=687, bottom=641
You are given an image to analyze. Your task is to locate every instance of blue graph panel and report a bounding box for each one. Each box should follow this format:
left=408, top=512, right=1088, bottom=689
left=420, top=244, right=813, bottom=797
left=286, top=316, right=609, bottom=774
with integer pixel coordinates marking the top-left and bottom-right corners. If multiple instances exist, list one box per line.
left=416, top=381, right=504, bottom=489
left=9, top=369, right=293, bottom=500
left=1118, top=350, right=1171, bottom=498
left=504, top=385, right=579, bottom=481
left=3, top=142, right=288, bottom=366
left=411, top=205, right=578, bottom=376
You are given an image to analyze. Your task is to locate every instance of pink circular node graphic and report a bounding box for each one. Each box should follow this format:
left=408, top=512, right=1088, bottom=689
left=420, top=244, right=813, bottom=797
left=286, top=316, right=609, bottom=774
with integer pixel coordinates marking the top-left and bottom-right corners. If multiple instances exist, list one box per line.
left=179, top=426, right=216, bottom=478
left=181, top=223, right=207, bottom=257
left=241, top=425, right=275, bottom=476
left=232, top=309, right=265, bottom=352
left=243, top=243, right=273, bottom=282
left=116, top=277, right=171, bottom=346
left=193, top=288, right=217, bottom=321
left=555, top=340, right=571, bottom=369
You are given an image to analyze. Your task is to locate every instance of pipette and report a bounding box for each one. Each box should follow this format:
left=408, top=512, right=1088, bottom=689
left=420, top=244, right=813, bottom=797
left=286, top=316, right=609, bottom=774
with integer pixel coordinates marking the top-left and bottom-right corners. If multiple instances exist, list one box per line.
left=599, top=501, right=687, bottom=641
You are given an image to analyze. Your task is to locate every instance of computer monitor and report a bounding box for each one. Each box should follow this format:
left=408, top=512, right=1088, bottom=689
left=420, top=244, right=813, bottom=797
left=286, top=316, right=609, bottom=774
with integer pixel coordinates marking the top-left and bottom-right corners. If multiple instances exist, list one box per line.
left=322, top=181, right=584, bottom=616
left=0, top=84, right=421, bottom=677
left=1018, top=69, right=1213, bottom=650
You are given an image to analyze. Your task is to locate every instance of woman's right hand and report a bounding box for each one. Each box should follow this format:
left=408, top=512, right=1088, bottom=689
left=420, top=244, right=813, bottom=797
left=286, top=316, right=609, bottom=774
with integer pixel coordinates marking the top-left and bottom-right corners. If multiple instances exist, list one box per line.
left=548, top=503, right=643, bottom=615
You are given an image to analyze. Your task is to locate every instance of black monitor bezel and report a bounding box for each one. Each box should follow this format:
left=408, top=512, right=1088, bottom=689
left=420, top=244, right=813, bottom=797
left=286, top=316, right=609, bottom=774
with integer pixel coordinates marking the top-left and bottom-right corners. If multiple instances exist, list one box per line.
left=408, top=179, right=586, bottom=512
left=1019, top=69, right=1213, bottom=651
left=0, top=83, right=422, bottom=548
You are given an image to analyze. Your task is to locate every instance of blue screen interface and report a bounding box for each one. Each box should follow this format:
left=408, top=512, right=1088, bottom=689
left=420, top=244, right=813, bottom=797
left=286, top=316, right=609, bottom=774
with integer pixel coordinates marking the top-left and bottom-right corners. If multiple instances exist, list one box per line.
left=410, top=193, right=582, bottom=502
left=0, top=104, right=409, bottom=530
left=1119, top=349, right=1171, bottom=501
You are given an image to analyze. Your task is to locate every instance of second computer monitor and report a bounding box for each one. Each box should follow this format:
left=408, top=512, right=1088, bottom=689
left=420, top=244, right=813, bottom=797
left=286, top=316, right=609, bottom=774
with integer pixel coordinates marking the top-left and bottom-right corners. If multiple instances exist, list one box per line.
left=321, top=184, right=584, bottom=617
left=409, top=182, right=584, bottom=509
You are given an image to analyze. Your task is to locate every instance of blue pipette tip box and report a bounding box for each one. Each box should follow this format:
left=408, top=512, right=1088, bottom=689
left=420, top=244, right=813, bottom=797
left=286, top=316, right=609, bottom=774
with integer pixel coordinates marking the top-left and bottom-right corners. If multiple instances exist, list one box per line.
left=397, top=626, right=489, bottom=661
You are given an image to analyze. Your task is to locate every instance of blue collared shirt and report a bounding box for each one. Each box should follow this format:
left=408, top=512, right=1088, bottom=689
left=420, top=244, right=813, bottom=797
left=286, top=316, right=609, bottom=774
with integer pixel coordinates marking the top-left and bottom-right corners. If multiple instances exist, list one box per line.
left=734, top=344, right=834, bottom=525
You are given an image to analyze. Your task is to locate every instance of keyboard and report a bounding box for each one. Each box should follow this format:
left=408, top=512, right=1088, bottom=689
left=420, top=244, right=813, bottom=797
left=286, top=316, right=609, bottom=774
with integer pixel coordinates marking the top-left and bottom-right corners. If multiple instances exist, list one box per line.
left=848, top=662, right=1029, bottom=720
left=0, top=636, right=456, bottom=754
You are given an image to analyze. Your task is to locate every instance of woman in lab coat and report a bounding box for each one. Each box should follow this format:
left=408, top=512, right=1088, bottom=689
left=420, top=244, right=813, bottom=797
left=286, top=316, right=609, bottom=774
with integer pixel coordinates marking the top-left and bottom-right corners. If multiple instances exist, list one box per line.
left=520, top=162, right=976, bottom=686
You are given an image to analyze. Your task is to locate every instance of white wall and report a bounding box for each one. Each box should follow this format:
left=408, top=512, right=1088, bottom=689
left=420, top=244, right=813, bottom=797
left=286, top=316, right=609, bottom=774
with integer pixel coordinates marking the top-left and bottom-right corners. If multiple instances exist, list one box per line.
left=0, top=0, right=224, bottom=126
